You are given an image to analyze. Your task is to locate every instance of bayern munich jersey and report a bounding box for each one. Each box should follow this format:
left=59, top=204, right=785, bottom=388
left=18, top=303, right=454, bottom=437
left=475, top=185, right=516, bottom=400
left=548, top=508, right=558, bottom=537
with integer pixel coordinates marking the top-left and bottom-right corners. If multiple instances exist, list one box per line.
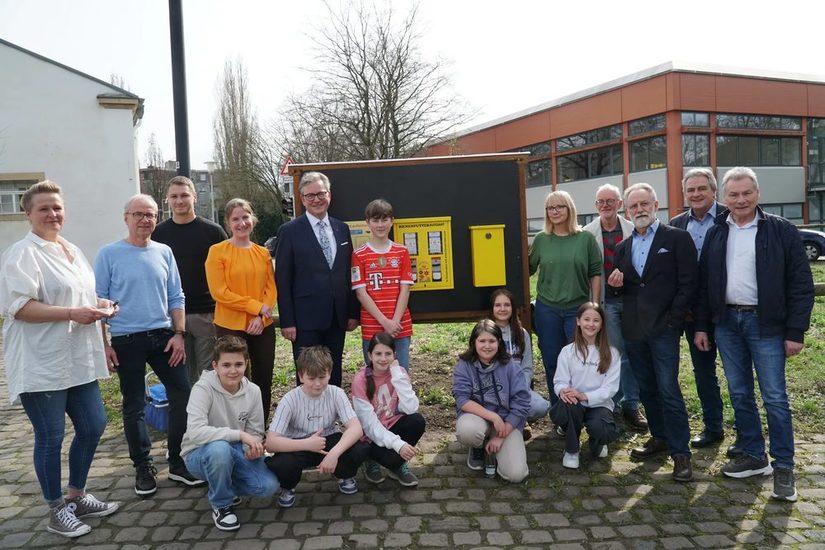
left=351, top=241, right=414, bottom=340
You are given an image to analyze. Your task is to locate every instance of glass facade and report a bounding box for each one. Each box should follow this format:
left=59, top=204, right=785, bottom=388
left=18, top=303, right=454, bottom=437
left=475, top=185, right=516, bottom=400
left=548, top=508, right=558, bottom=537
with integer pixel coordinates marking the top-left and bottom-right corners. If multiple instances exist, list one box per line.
left=716, top=135, right=801, bottom=166
left=630, top=136, right=667, bottom=172
left=681, top=112, right=709, bottom=127
left=628, top=114, right=666, bottom=136
left=683, top=134, right=710, bottom=166
left=716, top=114, right=801, bottom=130
left=558, top=145, right=623, bottom=182
left=557, top=125, right=622, bottom=151
left=809, top=119, right=825, bottom=186
left=526, top=159, right=551, bottom=188
left=762, top=203, right=803, bottom=224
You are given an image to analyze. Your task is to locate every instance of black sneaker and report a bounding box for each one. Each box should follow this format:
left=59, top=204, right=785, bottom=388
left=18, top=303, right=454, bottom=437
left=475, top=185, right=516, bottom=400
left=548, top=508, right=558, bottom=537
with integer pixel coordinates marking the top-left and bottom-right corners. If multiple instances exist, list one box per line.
left=720, top=453, right=772, bottom=479
left=212, top=505, right=240, bottom=531
left=135, top=462, right=158, bottom=496
left=771, top=467, right=798, bottom=502
left=168, top=463, right=206, bottom=487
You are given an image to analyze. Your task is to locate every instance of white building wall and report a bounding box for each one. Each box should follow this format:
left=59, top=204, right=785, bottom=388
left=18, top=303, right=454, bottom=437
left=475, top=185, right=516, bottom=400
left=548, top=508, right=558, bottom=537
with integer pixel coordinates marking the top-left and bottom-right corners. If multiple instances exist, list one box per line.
left=0, top=43, right=140, bottom=261
left=716, top=166, right=805, bottom=204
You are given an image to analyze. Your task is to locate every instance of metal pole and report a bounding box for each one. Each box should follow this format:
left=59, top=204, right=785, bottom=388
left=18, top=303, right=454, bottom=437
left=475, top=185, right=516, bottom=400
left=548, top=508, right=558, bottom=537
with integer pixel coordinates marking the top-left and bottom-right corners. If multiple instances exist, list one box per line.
left=168, top=0, right=190, bottom=176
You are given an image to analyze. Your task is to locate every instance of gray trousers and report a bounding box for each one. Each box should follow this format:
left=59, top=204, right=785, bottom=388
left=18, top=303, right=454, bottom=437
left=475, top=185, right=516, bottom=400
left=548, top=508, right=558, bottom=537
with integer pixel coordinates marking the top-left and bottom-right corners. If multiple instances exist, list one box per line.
left=185, top=312, right=218, bottom=384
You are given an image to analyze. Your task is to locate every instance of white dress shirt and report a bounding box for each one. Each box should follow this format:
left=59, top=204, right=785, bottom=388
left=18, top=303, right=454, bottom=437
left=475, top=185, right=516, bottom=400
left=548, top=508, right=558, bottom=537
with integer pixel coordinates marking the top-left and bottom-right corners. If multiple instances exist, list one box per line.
left=307, top=212, right=337, bottom=265
left=0, top=232, right=109, bottom=405
left=724, top=213, right=760, bottom=306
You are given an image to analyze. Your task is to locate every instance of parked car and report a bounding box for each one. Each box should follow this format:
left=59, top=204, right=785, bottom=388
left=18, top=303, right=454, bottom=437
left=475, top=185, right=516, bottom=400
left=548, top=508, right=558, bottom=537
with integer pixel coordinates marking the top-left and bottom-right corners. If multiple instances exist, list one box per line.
left=800, top=229, right=825, bottom=261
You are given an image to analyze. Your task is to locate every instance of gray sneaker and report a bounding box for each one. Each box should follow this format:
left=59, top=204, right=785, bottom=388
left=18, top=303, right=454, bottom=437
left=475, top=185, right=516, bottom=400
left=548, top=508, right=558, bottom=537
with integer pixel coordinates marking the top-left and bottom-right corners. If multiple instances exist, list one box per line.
left=720, top=453, right=773, bottom=478
left=387, top=463, right=419, bottom=487
left=771, top=467, right=798, bottom=502
left=363, top=460, right=385, bottom=484
left=47, top=504, right=91, bottom=538
left=467, top=447, right=484, bottom=471
left=65, top=493, right=119, bottom=519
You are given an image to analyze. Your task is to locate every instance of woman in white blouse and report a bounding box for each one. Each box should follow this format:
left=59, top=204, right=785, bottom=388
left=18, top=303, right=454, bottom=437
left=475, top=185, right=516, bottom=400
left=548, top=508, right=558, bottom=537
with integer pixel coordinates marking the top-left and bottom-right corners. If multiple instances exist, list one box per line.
left=0, top=181, right=119, bottom=538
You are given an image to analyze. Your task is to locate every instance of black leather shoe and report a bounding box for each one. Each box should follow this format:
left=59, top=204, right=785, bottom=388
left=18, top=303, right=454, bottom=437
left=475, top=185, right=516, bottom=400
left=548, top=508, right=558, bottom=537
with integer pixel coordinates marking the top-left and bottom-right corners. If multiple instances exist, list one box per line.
left=690, top=430, right=724, bottom=448
left=622, top=408, right=649, bottom=432
left=726, top=433, right=745, bottom=458
left=630, top=437, right=668, bottom=460
left=672, top=455, right=693, bottom=482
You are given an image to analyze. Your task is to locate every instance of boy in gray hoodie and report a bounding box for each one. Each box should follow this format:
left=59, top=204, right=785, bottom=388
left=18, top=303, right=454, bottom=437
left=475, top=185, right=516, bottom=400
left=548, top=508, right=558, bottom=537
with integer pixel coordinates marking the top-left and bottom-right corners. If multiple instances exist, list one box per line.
left=181, top=336, right=279, bottom=531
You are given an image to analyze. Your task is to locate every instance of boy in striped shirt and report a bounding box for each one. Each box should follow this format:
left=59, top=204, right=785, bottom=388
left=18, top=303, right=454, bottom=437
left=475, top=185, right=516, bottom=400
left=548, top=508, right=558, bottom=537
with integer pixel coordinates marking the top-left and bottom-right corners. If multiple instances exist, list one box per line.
left=351, top=199, right=414, bottom=368
left=264, top=346, right=369, bottom=508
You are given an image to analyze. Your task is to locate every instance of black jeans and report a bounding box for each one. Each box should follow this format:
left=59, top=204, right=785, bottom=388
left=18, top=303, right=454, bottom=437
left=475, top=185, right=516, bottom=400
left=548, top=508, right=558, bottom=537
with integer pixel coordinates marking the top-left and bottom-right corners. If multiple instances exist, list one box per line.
left=111, top=328, right=191, bottom=467
left=368, top=413, right=426, bottom=471
left=551, top=401, right=619, bottom=455
left=265, top=432, right=370, bottom=490
left=216, top=324, right=276, bottom=423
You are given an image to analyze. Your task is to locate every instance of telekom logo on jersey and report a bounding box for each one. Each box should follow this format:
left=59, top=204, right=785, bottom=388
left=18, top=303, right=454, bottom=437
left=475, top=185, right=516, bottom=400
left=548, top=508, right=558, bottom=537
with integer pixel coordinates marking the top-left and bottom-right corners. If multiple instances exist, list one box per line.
left=367, top=272, right=401, bottom=291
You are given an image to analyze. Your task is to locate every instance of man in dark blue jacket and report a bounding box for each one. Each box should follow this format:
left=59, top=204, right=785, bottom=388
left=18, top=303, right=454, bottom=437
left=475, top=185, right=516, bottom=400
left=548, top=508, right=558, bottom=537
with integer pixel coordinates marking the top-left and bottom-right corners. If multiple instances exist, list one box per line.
left=694, top=166, right=814, bottom=502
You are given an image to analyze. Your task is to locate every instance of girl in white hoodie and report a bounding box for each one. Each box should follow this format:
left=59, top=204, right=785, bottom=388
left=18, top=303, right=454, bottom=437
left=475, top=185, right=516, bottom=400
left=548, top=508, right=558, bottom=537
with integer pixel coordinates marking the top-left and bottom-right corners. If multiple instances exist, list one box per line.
left=552, top=302, right=621, bottom=469
left=181, top=336, right=279, bottom=531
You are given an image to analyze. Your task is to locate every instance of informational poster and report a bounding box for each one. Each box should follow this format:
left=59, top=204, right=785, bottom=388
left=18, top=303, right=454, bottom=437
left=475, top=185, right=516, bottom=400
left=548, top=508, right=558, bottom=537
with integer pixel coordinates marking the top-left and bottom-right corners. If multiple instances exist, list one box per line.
left=344, top=220, right=372, bottom=249
left=393, top=216, right=453, bottom=291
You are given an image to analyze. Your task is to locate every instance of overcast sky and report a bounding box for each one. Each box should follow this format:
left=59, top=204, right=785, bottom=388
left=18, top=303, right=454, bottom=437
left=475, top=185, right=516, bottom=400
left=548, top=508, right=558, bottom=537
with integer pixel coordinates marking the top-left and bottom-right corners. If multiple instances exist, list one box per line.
left=2, top=0, right=824, bottom=170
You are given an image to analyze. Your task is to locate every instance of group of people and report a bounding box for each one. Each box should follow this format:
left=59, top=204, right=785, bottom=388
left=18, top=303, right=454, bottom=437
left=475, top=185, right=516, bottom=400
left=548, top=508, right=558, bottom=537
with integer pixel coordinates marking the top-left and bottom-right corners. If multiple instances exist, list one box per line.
left=0, top=164, right=814, bottom=538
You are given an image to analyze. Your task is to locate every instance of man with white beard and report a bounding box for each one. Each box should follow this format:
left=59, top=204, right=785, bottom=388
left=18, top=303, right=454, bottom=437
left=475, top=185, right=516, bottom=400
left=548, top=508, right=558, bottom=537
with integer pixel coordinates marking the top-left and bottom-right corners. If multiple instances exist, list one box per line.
left=606, top=183, right=698, bottom=482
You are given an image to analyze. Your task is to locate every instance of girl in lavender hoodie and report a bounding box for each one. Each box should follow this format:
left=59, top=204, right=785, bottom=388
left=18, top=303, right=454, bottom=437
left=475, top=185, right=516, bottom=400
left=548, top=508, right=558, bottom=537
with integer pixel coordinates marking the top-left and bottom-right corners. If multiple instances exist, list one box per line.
left=452, top=319, right=531, bottom=482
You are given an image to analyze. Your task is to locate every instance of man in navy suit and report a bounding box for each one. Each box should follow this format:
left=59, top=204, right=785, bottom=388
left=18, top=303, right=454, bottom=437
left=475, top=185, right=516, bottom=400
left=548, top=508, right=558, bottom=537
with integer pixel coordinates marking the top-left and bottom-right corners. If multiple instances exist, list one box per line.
left=275, top=171, right=359, bottom=387
left=607, top=183, right=698, bottom=482
left=669, top=168, right=728, bottom=451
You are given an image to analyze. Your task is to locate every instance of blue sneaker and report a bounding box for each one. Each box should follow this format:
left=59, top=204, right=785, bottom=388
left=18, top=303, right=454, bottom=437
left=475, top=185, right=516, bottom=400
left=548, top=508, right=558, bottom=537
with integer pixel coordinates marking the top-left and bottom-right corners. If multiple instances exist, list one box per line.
left=338, top=477, right=358, bottom=495
left=277, top=489, right=296, bottom=508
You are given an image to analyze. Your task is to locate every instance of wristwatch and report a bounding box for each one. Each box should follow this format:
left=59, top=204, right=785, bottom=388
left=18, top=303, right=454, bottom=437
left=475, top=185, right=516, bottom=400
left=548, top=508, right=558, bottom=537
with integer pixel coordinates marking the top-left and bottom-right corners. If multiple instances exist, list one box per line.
left=173, top=330, right=187, bottom=337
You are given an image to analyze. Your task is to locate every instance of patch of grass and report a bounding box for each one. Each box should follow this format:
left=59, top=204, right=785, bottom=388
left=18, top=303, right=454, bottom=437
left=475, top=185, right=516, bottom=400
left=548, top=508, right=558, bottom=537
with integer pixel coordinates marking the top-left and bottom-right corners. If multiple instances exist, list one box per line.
left=420, top=386, right=455, bottom=407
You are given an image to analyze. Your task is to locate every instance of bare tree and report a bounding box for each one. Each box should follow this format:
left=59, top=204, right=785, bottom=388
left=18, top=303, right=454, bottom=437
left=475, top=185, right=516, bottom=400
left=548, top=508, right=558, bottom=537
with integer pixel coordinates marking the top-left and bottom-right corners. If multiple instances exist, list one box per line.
left=272, top=1, right=469, bottom=163
left=212, top=59, right=285, bottom=241
left=141, top=133, right=173, bottom=216
left=110, top=73, right=130, bottom=91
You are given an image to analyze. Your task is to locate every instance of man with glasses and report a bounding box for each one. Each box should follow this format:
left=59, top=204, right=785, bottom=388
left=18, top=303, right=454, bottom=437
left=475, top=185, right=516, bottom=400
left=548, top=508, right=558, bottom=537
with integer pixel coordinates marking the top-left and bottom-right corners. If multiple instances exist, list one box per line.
left=583, top=184, right=647, bottom=433
left=607, top=183, right=698, bottom=482
left=94, top=194, right=204, bottom=496
left=669, top=168, right=728, bottom=451
left=275, top=172, right=359, bottom=387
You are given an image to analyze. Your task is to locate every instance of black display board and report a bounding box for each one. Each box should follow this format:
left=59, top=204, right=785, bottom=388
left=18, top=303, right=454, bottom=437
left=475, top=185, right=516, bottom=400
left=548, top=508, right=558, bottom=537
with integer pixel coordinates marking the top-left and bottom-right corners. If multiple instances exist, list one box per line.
left=289, top=154, right=530, bottom=323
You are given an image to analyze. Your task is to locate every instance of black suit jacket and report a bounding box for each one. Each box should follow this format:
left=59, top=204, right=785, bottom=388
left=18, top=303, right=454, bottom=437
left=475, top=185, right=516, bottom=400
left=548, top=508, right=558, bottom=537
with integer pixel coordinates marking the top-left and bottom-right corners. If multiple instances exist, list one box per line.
left=275, top=213, right=358, bottom=331
left=668, top=202, right=725, bottom=231
left=609, top=223, right=698, bottom=340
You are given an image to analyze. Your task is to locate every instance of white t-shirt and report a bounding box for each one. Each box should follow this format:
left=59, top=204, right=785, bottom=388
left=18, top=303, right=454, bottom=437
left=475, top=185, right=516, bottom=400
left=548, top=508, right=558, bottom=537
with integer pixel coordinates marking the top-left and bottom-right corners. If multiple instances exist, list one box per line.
left=268, top=384, right=356, bottom=438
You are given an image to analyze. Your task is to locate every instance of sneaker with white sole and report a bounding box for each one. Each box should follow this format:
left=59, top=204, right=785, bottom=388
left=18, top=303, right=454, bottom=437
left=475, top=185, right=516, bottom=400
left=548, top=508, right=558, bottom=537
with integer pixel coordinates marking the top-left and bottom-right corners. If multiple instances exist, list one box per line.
left=771, top=467, right=798, bottom=502
left=363, top=460, right=385, bottom=484
left=212, top=505, right=240, bottom=531
left=721, top=453, right=773, bottom=479
left=277, top=488, right=296, bottom=508
left=387, top=463, right=419, bottom=487
left=134, top=462, right=158, bottom=496
left=338, top=477, right=358, bottom=495
left=65, top=493, right=119, bottom=519
left=562, top=451, right=580, bottom=469
left=47, top=504, right=91, bottom=538
left=466, top=447, right=484, bottom=471
left=168, top=463, right=206, bottom=487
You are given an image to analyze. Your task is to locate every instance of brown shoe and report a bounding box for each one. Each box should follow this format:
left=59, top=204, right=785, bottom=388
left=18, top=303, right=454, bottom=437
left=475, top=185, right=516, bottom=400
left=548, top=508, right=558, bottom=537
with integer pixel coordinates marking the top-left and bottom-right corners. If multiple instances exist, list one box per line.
left=522, top=422, right=533, bottom=441
left=630, top=437, right=668, bottom=460
left=622, top=408, right=649, bottom=432
left=672, top=455, right=693, bottom=482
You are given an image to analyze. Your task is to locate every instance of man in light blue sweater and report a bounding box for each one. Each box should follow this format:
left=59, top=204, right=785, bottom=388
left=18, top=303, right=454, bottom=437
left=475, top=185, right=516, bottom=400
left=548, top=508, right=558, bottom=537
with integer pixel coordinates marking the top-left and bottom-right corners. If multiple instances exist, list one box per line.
left=94, top=194, right=204, bottom=497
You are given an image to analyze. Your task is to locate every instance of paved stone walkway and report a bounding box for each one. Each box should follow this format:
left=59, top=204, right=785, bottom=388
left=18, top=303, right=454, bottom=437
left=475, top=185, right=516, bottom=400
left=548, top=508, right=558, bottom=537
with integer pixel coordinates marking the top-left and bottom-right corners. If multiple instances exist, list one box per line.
left=1, top=366, right=824, bottom=549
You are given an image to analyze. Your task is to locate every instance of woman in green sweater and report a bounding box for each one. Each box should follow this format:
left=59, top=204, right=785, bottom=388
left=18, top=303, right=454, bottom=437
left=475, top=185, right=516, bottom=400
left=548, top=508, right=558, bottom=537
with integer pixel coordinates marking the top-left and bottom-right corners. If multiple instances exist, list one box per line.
left=528, top=190, right=602, bottom=408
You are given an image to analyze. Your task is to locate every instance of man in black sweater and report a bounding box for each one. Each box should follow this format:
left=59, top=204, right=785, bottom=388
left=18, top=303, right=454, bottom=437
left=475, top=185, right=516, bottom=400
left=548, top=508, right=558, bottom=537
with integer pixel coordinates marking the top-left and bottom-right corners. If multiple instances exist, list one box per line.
left=153, top=176, right=227, bottom=383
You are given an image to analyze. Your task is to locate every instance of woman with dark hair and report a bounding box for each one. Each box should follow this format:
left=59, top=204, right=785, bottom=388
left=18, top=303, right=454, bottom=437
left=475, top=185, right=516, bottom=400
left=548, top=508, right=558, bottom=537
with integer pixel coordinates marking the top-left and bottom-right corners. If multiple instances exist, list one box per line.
left=351, top=332, right=425, bottom=487
left=0, top=181, right=118, bottom=538
left=206, top=198, right=276, bottom=421
left=452, top=319, right=531, bottom=482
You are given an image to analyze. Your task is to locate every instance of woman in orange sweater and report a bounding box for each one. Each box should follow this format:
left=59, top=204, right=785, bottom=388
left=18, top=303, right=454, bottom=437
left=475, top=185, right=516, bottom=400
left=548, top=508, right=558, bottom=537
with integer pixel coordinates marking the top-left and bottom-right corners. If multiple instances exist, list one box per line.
left=206, top=198, right=276, bottom=421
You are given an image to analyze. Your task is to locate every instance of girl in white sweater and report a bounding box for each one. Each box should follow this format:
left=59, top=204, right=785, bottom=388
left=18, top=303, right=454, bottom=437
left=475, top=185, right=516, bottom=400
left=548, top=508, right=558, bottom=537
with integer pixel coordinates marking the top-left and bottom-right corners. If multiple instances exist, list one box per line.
left=552, top=302, right=621, bottom=469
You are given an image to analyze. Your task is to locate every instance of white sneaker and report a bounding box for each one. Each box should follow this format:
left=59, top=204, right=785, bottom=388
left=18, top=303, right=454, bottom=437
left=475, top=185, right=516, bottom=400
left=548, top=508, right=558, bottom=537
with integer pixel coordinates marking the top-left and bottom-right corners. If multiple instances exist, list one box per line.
left=598, top=445, right=608, bottom=458
left=562, top=451, right=580, bottom=469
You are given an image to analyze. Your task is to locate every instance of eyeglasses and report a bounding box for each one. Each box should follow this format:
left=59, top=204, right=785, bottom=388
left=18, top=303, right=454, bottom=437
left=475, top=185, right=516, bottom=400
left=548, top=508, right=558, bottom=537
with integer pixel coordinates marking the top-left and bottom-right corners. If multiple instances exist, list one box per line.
left=128, top=211, right=158, bottom=221
left=301, top=191, right=329, bottom=201
left=595, top=199, right=618, bottom=207
left=545, top=205, right=568, bottom=213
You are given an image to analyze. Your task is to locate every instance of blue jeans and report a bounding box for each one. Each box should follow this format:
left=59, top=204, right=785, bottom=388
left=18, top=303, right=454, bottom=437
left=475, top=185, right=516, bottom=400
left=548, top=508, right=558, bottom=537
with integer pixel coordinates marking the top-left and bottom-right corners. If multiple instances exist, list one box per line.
left=362, top=336, right=411, bottom=370
left=714, top=309, right=793, bottom=470
left=534, top=301, right=578, bottom=406
left=184, top=441, right=280, bottom=508
left=603, top=301, right=640, bottom=411
left=19, top=381, right=107, bottom=502
left=684, top=321, right=724, bottom=433
left=111, top=328, right=192, bottom=468
left=624, top=327, right=691, bottom=457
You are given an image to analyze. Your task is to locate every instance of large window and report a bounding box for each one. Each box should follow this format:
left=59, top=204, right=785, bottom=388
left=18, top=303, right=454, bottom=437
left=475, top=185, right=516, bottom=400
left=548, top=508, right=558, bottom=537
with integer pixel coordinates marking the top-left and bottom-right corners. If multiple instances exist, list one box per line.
left=556, top=124, right=622, bottom=152
left=0, top=176, right=40, bottom=215
left=630, top=136, right=667, bottom=172
left=526, top=159, right=551, bottom=188
left=762, top=203, right=803, bottom=224
left=716, top=135, right=801, bottom=166
left=809, top=118, right=825, bottom=185
left=683, top=134, right=710, bottom=166
left=682, top=112, right=709, bottom=127
left=628, top=114, right=665, bottom=136
left=716, top=114, right=801, bottom=130
left=558, top=145, right=623, bottom=182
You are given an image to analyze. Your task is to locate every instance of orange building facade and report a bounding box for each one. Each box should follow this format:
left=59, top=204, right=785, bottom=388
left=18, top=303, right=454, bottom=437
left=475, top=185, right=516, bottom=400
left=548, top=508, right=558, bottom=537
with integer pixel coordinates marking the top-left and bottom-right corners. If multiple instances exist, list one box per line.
left=426, top=62, right=825, bottom=230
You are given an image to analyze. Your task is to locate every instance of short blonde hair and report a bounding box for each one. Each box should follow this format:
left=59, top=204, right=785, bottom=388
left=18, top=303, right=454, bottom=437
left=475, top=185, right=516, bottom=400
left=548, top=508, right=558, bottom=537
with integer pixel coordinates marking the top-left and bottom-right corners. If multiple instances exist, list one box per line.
left=21, top=180, right=62, bottom=213
left=543, top=190, right=580, bottom=235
